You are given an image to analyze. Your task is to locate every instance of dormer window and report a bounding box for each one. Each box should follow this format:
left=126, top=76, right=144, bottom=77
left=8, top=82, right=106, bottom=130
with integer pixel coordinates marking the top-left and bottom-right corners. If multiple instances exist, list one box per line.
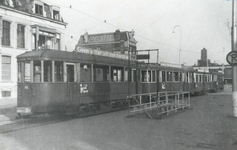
left=35, top=4, right=43, bottom=15
left=53, top=10, right=60, bottom=20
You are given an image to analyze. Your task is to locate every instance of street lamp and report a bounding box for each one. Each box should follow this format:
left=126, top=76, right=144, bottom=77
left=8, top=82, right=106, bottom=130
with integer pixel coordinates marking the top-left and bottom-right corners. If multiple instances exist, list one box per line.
left=172, top=25, right=182, bottom=65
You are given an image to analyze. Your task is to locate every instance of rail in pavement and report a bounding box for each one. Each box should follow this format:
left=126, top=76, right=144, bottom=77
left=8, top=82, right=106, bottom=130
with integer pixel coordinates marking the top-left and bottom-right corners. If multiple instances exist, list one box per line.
left=127, top=91, right=191, bottom=119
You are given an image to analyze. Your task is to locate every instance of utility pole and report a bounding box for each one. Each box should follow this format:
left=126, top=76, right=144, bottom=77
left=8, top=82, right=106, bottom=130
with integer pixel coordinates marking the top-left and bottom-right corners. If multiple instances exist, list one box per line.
left=232, top=0, right=237, bottom=117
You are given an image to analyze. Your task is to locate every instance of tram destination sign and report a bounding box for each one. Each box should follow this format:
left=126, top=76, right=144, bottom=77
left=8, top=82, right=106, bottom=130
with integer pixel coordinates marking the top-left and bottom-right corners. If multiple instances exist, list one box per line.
left=226, top=51, right=237, bottom=66
left=75, top=47, right=136, bottom=61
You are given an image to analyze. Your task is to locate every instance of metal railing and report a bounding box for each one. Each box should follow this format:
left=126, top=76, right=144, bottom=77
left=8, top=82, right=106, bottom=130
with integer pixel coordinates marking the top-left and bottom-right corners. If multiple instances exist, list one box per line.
left=127, top=91, right=191, bottom=119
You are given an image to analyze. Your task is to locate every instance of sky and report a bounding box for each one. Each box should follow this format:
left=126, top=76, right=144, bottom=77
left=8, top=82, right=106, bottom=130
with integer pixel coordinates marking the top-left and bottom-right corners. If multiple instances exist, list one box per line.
left=44, top=0, right=232, bottom=66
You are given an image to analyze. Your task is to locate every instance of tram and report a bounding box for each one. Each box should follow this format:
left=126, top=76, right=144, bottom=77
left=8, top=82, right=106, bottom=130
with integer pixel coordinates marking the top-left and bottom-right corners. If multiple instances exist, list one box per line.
left=17, top=48, right=137, bottom=117
left=16, top=48, right=224, bottom=117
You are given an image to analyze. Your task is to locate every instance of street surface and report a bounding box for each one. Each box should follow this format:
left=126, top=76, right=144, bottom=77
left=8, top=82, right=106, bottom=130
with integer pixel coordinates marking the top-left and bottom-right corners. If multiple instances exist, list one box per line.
left=0, top=93, right=237, bottom=150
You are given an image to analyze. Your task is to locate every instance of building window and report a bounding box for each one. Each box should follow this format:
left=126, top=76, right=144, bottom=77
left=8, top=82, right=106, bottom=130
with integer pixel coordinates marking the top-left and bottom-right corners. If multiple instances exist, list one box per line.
left=2, top=20, right=10, bottom=46
left=2, top=56, right=11, bottom=81
left=17, top=24, right=25, bottom=48
left=35, top=4, right=43, bottom=15
left=32, top=29, right=60, bottom=50
left=2, top=91, right=11, bottom=97
left=53, top=10, right=60, bottom=20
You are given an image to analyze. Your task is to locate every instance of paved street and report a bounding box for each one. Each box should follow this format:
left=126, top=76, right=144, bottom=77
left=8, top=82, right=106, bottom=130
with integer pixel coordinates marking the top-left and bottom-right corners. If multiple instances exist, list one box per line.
left=0, top=93, right=237, bottom=150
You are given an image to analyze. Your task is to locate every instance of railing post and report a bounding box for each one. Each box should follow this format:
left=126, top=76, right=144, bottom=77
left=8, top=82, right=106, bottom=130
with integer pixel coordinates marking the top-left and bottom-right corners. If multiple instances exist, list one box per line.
left=177, top=92, right=180, bottom=109
left=150, top=94, right=152, bottom=110
left=127, top=96, right=131, bottom=112
left=166, top=91, right=168, bottom=105
left=175, top=94, right=178, bottom=112
left=140, top=95, right=142, bottom=113
left=182, top=92, right=185, bottom=110
left=188, top=93, right=191, bottom=108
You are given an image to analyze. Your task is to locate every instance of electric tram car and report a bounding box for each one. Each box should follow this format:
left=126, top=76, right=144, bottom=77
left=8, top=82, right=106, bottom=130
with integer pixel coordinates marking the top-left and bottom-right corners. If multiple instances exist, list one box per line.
left=16, top=48, right=224, bottom=117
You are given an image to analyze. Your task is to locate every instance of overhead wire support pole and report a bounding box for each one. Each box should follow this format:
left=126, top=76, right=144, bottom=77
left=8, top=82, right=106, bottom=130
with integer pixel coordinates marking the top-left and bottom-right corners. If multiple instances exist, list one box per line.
left=232, top=0, right=237, bottom=117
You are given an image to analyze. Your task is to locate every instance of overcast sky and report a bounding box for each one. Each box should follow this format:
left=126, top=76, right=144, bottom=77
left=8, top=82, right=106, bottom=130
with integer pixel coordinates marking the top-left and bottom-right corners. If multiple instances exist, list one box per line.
left=45, top=0, right=232, bottom=65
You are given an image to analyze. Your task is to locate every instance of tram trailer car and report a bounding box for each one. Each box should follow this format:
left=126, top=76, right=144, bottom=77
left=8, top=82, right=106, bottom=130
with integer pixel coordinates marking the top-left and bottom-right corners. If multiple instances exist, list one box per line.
left=136, top=63, right=224, bottom=95
left=16, top=49, right=224, bottom=117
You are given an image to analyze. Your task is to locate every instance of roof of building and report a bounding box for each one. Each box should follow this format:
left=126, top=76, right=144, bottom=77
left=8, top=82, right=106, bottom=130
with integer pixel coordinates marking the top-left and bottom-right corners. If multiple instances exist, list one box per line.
left=0, top=0, right=67, bottom=26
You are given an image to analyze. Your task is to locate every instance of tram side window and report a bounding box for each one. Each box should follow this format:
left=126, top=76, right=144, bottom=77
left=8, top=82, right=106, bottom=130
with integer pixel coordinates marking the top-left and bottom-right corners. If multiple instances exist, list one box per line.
left=179, top=72, right=182, bottom=82
left=174, top=72, right=179, bottom=82
left=33, top=61, right=41, bottom=82
left=124, top=68, right=128, bottom=82
left=186, top=73, right=189, bottom=82
left=195, top=75, right=198, bottom=82
left=93, top=65, right=109, bottom=82
left=80, top=64, right=91, bottom=82
left=44, top=61, right=52, bottom=82
left=147, top=71, right=151, bottom=82
left=111, top=67, right=123, bottom=82
left=55, top=61, right=63, bottom=82
left=189, top=73, right=193, bottom=83
left=167, top=71, right=172, bottom=82
left=200, top=75, right=203, bottom=82
left=152, top=70, right=156, bottom=82
left=24, top=62, right=31, bottom=82
left=213, top=75, right=217, bottom=82
left=132, top=69, right=136, bottom=82
left=161, top=71, right=166, bottom=82
left=141, top=70, right=147, bottom=82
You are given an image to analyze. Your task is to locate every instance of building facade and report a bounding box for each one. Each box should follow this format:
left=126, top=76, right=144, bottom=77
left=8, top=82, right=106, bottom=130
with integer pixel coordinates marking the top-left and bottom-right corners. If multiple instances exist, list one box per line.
left=75, top=29, right=137, bottom=55
left=0, top=0, right=67, bottom=99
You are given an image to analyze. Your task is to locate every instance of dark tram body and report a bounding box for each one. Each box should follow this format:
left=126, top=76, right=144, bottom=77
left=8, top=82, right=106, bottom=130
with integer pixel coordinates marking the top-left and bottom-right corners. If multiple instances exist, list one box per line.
left=16, top=48, right=224, bottom=117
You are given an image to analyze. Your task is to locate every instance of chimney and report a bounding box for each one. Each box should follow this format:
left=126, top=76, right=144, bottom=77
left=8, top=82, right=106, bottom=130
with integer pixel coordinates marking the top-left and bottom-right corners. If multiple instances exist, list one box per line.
left=114, top=29, right=120, bottom=41
left=84, top=31, right=88, bottom=43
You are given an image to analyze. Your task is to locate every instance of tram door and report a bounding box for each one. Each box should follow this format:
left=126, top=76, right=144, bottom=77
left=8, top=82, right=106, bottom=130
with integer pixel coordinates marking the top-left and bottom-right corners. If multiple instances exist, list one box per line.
left=65, top=64, right=75, bottom=82
left=65, top=63, right=77, bottom=102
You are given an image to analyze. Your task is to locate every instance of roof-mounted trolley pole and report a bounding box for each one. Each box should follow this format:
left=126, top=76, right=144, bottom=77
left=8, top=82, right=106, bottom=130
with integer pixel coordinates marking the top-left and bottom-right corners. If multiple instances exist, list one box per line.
left=232, top=0, right=237, bottom=117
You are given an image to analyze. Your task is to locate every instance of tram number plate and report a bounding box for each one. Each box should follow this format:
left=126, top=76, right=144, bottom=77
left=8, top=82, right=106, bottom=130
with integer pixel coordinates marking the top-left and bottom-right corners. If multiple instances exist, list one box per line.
left=17, top=107, right=31, bottom=113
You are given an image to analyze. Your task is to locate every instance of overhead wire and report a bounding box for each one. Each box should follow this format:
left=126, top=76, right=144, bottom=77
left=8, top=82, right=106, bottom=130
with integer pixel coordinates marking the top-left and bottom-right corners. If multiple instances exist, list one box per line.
left=136, top=0, right=188, bottom=33
left=5, top=0, right=227, bottom=55
left=107, top=0, right=165, bottom=21
left=44, top=1, right=205, bottom=54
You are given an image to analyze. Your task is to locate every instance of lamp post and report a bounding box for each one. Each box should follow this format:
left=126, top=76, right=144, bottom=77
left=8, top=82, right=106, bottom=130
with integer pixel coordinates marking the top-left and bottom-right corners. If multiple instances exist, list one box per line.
left=172, top=25, right=182, bottom=65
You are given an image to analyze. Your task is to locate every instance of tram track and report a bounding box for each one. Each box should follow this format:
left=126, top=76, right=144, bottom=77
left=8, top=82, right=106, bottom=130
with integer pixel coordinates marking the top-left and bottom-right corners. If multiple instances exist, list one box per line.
left=0, top=107, right=128, bottom=134
left=0, top=114, right=77, bottom=134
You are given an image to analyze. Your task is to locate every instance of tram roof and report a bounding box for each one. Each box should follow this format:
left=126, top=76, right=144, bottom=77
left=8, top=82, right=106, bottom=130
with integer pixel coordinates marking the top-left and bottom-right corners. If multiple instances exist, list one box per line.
left=137, top=63, right=195, bottom=72
left=17, top=50, right=133, bottom=66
